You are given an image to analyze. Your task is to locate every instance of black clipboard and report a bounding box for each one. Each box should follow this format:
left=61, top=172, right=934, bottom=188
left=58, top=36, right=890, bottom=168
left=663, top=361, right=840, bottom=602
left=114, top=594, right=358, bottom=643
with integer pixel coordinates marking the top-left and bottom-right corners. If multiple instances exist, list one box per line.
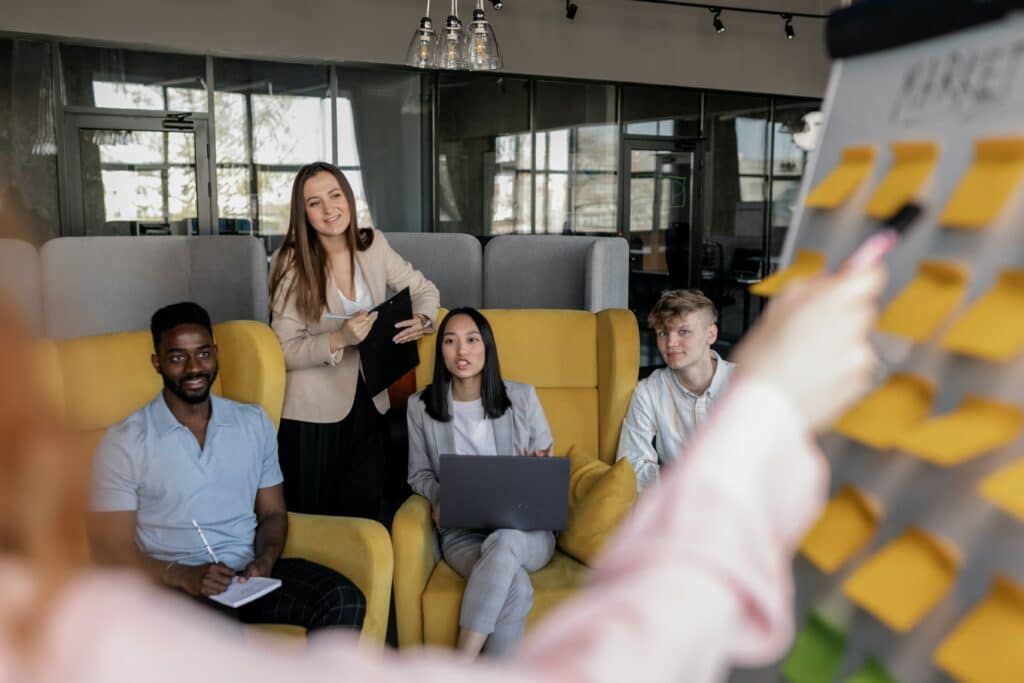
left=359, top=287, right=420, bottom=396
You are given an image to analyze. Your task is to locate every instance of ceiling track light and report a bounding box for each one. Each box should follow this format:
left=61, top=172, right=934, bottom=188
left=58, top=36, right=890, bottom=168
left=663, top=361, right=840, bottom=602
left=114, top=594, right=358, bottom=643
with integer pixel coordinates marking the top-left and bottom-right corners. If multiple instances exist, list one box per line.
left=566, top=0, right=579, bottom=19
left=710, top=6, right=724, bottom=33
left=488, top=0, right=503, bottom=8
left=632, top=2, right=820, bottom=40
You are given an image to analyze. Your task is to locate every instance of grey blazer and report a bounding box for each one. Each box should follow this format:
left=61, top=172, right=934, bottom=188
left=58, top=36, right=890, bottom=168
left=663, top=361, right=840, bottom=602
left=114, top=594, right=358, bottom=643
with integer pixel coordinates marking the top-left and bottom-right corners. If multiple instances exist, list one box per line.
left=406, top=380, right=554, bottom=505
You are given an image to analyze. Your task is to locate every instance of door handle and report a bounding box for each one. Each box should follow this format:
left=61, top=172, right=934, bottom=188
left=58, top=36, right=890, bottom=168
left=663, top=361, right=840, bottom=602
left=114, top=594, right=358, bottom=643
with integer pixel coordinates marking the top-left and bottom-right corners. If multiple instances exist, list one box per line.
left=162, top=113, right=194, bottom=131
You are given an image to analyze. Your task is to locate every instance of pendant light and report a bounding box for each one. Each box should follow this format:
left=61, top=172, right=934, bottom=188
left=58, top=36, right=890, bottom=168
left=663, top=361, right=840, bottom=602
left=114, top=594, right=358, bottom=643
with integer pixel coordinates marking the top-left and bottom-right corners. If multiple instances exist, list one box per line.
left=406, top=0, right=439, bottom=68
left=465, top=0, right=503, bottom=71
left=435, top=0, right=468, bottom=70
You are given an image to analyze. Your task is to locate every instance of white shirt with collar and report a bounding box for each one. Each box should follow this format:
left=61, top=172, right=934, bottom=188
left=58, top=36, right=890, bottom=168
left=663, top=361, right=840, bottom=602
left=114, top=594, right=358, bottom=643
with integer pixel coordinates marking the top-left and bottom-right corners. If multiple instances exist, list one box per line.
left=615, top=350, right=736, bottom=492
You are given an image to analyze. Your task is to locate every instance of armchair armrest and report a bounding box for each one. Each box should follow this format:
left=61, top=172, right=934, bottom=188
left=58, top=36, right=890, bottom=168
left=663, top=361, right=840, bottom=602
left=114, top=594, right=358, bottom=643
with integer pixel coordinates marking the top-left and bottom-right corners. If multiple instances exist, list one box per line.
left=282, top=511, right=393, bottom=644
left=391, top=494, right=436, bottom=647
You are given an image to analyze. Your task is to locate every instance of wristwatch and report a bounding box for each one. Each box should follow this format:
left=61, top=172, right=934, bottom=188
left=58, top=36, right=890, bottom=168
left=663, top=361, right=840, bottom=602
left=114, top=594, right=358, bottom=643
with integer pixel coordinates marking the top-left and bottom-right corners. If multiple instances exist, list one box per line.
left=417, top=313, right=435, bottom=333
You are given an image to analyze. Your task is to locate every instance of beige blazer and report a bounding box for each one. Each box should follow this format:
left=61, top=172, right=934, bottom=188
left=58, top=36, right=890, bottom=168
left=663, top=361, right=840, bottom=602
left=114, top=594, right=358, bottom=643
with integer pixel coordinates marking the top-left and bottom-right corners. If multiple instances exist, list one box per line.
left=270, top=230, right=441, bottom=424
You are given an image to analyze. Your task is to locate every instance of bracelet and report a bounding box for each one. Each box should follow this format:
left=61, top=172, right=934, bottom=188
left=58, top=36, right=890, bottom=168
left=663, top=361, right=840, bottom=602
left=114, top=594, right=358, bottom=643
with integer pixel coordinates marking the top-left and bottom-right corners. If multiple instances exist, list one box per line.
left=162, top=560, right=177, bottom=584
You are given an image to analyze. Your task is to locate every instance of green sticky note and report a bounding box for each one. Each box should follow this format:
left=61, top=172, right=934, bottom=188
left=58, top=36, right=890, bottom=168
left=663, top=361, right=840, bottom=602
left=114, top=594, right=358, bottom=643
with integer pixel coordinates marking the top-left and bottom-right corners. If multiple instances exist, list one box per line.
left=844, top=657, right=899, bottom=683
left=782, top=611, right=847, bottom=683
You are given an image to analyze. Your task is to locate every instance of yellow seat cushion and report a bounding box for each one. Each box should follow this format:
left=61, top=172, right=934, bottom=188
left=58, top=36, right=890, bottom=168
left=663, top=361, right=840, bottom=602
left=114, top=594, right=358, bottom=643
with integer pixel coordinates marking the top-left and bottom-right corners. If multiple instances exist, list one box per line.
left=422, top=550, right=587, bottom=646
left=558, top=453, right=636, bottom=565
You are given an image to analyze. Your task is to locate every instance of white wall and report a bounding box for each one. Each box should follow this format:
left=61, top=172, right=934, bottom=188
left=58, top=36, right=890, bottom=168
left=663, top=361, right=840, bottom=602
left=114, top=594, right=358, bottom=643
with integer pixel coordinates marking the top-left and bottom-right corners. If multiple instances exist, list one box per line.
left=0, top=0, right=833, bottom=97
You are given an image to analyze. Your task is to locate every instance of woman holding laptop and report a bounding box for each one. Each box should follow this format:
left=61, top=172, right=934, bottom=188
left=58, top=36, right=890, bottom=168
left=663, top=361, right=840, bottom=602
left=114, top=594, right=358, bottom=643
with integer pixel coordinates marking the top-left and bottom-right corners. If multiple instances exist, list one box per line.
left=269, top=161, right=439, bottom=521
left=407, top=307, right=556, bottom=658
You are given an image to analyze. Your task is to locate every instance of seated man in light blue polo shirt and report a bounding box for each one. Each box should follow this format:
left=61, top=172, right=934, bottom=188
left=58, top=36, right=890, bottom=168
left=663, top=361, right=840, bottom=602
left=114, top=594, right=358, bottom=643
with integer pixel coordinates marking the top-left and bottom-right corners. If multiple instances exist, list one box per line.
left=87, top=301, right=365, bottom=632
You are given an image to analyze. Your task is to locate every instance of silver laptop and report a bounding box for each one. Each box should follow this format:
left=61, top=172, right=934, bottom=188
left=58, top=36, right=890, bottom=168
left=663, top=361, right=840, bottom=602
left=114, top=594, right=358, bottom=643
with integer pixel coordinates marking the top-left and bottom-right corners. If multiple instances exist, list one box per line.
left=439, top=454, right=570, bottom=531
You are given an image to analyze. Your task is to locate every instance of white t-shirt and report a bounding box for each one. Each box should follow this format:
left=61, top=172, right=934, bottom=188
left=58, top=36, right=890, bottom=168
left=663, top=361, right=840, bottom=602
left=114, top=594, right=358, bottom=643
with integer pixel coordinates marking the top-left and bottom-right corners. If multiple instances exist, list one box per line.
left=452, top=398, right=498, bottom=456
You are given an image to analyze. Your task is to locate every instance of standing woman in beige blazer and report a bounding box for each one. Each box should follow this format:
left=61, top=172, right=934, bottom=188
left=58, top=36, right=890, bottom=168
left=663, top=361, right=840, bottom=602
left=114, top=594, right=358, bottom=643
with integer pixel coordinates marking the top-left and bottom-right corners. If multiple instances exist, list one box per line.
left=269, top=161, right=440, bottom=520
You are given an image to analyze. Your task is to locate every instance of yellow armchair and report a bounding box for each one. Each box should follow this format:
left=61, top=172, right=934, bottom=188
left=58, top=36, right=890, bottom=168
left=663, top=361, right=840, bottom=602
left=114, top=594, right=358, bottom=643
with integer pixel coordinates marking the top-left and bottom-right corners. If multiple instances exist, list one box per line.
left=392, top=308, right=639, bottom=648
left=37, top=320, right=392, bottom=643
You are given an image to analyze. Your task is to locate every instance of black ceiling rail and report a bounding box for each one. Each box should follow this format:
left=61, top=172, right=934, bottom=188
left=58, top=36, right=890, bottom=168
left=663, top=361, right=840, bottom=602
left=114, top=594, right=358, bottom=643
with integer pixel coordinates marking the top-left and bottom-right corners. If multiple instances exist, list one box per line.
left=632, top=0, right=829, bottom=20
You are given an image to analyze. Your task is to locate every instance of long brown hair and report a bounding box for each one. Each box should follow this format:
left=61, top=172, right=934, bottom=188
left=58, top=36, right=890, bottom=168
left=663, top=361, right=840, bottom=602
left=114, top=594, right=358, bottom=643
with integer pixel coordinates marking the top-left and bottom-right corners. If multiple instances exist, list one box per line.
left=269, top=162, right=374, bottom=322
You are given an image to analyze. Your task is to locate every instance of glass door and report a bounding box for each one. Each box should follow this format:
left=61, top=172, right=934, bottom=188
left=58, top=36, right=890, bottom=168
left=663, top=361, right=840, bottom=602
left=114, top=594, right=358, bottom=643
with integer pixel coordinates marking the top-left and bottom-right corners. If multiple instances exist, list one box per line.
left=61, top=111, right=212, bottom=236
left=622, top=141, right=700, bottom=289
left=621, top=140, right=701, bottom=369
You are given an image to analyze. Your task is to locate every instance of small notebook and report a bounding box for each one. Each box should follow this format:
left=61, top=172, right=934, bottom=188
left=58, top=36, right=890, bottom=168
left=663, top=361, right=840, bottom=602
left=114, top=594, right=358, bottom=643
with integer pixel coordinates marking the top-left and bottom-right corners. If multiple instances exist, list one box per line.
left=209, top=576, right=281, bottom=608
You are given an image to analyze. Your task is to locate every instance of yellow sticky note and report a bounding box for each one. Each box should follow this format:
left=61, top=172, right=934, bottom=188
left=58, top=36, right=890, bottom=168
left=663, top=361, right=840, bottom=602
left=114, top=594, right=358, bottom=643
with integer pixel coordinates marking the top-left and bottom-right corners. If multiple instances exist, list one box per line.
left=942, top=269, right=1024, bottom=361
left=876, top=261, right=969, bottom=342
left=834, top=373, right=935, bottom=450
left=842, top=527, right=958, bottom=632
left=806, top=145, right=876, bottom=209
left=979, top=459, right=1024, bottom=522
left=941, top=137, right=1024, bottom=229
left=897, top=395, right=1024, bottom=466
left=934, top=575, right=1024, bottom=682
left=749, top=250, right=826, bottom=298
left=800, top=485, right=882, bottom=574
left=866, top=141, right=940, bottom=221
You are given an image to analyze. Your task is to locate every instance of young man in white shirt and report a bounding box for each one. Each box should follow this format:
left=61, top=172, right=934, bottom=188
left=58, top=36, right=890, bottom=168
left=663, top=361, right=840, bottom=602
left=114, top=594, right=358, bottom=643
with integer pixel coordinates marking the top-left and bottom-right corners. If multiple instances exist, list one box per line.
left=616, top=289, right=736, bottom=492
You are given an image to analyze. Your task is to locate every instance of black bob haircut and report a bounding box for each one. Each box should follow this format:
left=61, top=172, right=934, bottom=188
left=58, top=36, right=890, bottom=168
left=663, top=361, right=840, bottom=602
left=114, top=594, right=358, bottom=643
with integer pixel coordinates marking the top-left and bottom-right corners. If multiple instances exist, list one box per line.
left=150, top=301, right=214, bottom=350
left=420, top=308, right=511, bottom=422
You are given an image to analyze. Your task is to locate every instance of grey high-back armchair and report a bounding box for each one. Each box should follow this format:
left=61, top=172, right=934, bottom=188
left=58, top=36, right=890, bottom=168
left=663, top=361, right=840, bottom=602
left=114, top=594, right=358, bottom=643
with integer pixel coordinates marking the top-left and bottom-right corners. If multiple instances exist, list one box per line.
left=483, top=235, right=629, bottom=312
left=39, top=235, right=269, bottom=339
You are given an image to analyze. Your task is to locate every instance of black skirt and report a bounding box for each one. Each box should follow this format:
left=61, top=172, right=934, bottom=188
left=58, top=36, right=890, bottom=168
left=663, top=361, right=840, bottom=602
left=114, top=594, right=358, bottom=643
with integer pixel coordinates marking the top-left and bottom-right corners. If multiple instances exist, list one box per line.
left=277, top=377, right=388, bottom=520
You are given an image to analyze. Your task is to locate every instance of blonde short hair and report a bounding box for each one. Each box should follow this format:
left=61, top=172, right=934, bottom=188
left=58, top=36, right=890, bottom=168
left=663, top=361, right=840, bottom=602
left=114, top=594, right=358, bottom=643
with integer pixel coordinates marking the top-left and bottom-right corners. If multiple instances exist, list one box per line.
left=647, top=289, right=718, bottom=330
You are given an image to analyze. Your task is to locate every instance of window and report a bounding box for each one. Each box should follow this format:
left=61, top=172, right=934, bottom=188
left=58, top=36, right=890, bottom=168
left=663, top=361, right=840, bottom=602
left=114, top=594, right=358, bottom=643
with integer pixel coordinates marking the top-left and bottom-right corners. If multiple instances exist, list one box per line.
left=770, top=99, right=818, bottom=255
left=437, top=74, right=531, bottom=235
left=214, top=59, right=331, bottom=251
left=623, top=85, right=701, bottom=137
left=535, top=80, right=617, bottom=234
left=335, top=67, right=428, bottom=234
left=62, top=45, right=207, bottom=111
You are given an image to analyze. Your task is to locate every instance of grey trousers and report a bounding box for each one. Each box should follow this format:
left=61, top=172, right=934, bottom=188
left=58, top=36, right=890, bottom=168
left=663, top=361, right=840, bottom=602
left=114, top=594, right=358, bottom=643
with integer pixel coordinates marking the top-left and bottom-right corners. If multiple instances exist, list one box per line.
left=440, top=527, right=556, bottom=656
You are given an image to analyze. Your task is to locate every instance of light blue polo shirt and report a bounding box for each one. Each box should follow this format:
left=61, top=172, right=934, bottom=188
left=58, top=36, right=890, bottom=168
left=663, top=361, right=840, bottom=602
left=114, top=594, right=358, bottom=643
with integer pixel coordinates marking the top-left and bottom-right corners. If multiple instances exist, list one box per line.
left=91, top=392, right=284, bottom=571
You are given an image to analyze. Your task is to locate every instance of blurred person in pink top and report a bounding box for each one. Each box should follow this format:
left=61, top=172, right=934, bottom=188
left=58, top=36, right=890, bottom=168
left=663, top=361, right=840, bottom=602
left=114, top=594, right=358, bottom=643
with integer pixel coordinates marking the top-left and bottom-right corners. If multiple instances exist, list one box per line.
left=0, top=244, right=884, bottom=682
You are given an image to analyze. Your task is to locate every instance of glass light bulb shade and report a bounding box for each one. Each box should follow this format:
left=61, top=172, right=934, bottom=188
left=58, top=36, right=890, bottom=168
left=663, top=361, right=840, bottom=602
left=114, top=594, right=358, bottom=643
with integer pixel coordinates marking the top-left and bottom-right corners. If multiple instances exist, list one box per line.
left=465, top=17, right=502, bottom=70
left=406, top=17, right=439, bottom=68
left=434, top=16, right=467, bottom=70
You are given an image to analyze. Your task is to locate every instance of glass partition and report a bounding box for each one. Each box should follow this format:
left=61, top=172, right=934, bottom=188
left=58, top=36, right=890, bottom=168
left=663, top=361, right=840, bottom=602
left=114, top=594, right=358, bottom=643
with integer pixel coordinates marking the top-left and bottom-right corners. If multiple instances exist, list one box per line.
left=213, top=59, right=330, bottom=251
left=770, top=97, right=819, bottom=258
left=623, top=84, right=701, bottom=137
left=534, top=80, right=617, bottom=234
left=437, top=74, right=531, bottom=235
left=61, top=45, right=207, bottom=112
left=702, top=92, right=771, bottom=345
left=0, top=39, right=60, bottom=242
left=337, top=67, right=428, bottom=233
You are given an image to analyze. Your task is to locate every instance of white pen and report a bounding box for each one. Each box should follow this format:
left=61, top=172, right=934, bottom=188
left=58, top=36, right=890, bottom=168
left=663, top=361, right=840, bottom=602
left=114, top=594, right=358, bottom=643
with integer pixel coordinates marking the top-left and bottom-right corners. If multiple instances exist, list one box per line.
left=324, top=313, right=354, bottom=320
left=191, top=519, right=220, bottom=564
